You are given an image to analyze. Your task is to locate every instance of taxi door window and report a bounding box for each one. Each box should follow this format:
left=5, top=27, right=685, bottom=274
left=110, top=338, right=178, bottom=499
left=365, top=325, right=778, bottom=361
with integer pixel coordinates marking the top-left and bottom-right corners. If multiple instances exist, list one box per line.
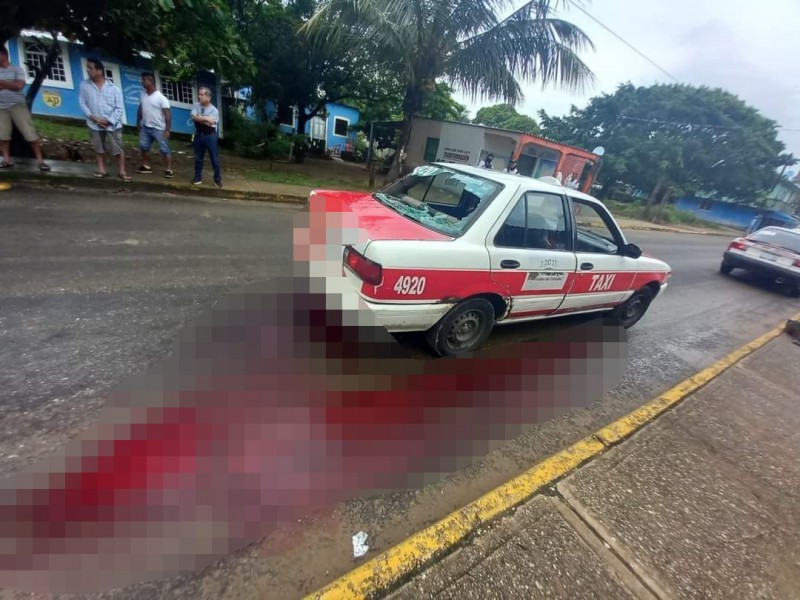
left=571, top=200, right=621, bottom=254
left=495, top=192, right=569, bottom=251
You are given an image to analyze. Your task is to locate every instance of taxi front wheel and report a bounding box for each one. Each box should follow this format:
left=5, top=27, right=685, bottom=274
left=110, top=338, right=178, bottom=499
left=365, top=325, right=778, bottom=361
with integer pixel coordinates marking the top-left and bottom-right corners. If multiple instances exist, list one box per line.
left=426, top=298, right=496, bottom=357
left=613, top=286, right=654, bottom=329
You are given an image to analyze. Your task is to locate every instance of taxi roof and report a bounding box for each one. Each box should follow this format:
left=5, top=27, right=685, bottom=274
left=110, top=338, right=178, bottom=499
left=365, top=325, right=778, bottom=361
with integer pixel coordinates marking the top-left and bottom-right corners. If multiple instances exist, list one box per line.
left=429, top=162, right=605, bottom=208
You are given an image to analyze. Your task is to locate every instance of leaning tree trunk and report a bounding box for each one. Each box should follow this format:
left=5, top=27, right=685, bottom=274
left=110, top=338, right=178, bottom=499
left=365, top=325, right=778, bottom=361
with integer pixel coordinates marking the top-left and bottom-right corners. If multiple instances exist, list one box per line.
left=385, top=116, right=413, bottom=183
left=294, top=113, right=310, bottom=165
left=647, top=175, right=667, bottom=207
left=599, top=178, right=616, bottom=200
left=385, top=85, right=426, bottom=184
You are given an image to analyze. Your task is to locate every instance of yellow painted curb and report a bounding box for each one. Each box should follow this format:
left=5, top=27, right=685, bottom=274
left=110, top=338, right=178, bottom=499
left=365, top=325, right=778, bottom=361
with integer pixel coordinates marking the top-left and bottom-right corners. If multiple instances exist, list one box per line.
left=306, top=437, right=603, bottom=600
left=595, top=312, right=800, bottom=444
left=307, top=311, right=800, bottom=600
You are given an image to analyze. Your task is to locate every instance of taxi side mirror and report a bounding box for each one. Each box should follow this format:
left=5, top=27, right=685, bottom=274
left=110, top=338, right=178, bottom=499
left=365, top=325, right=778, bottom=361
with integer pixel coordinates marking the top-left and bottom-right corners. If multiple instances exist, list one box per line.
left=622, top=243, right=642, bottom=259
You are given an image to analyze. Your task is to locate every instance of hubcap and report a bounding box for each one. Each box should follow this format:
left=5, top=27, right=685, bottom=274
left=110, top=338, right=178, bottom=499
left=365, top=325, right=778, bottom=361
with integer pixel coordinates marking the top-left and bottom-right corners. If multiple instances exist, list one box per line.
left=623, top=295, right=644, bottom=322
left=446, top=310, right=483, bottom=349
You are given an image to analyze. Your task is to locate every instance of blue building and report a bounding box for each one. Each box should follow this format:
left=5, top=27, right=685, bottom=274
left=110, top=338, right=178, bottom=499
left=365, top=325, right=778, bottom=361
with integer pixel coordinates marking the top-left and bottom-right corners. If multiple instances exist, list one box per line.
left=3, top=31, right=223, bottom=137
left=675, top=190, right=800, bottom=232
left=238, top=89, right=361, bottom=156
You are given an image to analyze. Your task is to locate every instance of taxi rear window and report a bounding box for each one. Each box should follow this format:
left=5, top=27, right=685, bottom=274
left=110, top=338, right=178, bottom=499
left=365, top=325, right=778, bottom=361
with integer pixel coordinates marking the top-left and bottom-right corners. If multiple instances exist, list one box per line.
left=374, top=166, right=504, bottom=236
left=749, top=228, right=800, bottom=254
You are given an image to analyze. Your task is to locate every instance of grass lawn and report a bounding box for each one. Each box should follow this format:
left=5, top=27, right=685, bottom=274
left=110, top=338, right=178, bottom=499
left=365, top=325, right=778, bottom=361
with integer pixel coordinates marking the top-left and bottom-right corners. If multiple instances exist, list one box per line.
left=34, top=116, right=141, bottom=147
left=32, top=115, right=378, bottom=192
left=245, top=168, right=374, bottom=191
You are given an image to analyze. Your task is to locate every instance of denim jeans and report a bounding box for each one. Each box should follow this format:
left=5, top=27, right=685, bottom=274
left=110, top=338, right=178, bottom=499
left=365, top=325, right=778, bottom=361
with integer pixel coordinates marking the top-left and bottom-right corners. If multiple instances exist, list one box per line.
left=194, top=132, right=221, bottom=184
left=139, top=126, right=171, bottom=156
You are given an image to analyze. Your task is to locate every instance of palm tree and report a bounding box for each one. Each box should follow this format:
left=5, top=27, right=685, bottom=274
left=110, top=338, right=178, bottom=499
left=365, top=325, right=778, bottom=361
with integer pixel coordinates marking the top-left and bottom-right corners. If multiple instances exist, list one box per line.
left=301, top=0, right=595, bottom=181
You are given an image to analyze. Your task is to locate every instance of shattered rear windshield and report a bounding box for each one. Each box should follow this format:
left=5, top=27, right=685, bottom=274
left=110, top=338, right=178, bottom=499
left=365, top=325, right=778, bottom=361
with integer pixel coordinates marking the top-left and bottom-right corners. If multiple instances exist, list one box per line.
left=374, top=166, right=504, bottom=236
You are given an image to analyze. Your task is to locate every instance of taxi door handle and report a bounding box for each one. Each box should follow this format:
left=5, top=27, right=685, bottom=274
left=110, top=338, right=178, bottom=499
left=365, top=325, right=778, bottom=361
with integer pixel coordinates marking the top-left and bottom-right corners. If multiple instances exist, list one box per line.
left=580, top=262, right=594, bottom=271
left=500, top=260, right=520, bottom=269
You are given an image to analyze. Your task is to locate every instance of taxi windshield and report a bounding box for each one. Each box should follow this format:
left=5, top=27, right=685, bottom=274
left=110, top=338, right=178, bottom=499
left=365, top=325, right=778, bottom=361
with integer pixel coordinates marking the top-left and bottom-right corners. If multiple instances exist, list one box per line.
left=374, top=165, right=504, bottom=236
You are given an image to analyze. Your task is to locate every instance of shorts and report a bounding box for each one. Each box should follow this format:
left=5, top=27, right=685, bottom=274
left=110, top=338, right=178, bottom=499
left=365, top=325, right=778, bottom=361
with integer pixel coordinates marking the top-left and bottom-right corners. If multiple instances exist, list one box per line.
left=91, top=128, right=124, bottom=156
left=0, top=103, right=39, bottom=142
left=139, top=125, right=171, bottom=155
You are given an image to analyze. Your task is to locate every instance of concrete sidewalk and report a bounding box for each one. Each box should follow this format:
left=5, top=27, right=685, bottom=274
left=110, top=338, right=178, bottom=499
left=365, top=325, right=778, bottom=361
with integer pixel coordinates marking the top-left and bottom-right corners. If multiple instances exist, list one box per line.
left=389, top=331, right=800, bottom=599
left=0, top=157, right=312, bottom=203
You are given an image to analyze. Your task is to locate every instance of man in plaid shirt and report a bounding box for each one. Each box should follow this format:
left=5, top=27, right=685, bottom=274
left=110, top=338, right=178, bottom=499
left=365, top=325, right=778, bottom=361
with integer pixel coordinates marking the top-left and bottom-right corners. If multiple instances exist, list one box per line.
left=78, top=58, right=131, bottom=181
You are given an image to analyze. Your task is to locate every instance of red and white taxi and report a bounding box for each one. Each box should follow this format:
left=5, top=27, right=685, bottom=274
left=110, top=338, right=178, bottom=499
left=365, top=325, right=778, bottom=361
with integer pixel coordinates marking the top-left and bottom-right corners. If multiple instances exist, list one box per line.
left=304, top=163, right=671, bottom=356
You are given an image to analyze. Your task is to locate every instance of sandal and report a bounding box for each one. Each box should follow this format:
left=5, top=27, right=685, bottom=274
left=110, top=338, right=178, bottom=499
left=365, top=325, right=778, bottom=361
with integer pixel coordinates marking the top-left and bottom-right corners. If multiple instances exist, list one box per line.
left=94, top=172, right=109, bottom=178
left=0, top=162, right=15, bottom=168
left=39, top=164, right=51, bottom=172
left=119, top=174, right=132, bottom=182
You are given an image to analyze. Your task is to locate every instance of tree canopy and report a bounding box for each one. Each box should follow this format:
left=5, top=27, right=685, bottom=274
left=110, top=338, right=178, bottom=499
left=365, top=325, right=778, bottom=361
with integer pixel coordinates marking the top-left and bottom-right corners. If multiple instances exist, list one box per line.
left=539, top=83, right=792, bottom=203
left=302, top=0, right=595, bottom=180
left=421, top=83, right=470, bottom=122
left=473, top=104, right=540, bottom=133
left=1, top=0, right=254, bottom=106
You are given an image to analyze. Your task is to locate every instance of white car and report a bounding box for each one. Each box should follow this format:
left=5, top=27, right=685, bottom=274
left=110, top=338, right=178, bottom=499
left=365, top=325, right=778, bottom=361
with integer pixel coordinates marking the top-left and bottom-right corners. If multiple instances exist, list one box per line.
left=305, top=163, right=672, bottom=356
left=721, top=226, right=800, bottom=297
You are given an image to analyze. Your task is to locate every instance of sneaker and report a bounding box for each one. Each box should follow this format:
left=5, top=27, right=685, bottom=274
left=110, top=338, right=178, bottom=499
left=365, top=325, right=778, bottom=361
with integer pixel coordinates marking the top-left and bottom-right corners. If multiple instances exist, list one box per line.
left=136, top=165, right=152, bottom=174
left=164, top=170, right=174, bottom=179
left=192, top=180, right=202, bottom=185
left=214, top=181, right=222, bottom=189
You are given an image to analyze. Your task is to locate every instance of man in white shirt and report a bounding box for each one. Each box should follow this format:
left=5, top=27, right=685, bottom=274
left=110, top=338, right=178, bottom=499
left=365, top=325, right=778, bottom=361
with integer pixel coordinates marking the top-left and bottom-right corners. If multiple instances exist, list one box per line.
left=136, top=72, right=173, bottom=178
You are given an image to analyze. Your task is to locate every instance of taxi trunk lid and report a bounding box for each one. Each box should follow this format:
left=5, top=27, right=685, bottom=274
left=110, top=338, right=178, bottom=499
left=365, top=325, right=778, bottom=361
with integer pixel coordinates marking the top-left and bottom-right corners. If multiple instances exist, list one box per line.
left=307, top=189, right=453, bottom=256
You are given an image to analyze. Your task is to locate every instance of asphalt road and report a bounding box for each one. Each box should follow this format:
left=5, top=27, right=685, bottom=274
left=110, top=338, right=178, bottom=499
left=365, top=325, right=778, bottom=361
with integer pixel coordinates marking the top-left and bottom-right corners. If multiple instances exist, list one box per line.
left=0, top=185, right=798, bottom=599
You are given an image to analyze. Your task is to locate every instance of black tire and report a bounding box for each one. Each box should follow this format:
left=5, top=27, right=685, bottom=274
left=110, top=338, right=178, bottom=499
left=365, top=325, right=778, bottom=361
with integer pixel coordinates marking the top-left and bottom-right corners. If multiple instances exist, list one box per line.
left=614, top=286, right=655, bottom=329
left=426, top=297, right=496, bottom=357
left=720, top=261, right=733, bottom=275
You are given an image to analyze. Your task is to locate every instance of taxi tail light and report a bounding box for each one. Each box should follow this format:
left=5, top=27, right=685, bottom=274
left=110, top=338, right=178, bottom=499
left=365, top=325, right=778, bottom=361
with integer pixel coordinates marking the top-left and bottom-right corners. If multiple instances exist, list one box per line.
left=344, top=246, right=383, bottom=285
left=728, top=240, right=747, bottom=252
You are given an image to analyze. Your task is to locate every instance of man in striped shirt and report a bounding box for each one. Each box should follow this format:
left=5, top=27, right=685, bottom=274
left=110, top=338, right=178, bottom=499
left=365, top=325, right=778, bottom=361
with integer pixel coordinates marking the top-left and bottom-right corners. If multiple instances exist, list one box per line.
left=78, top=58, right=131, bottom=181
left=0, top=46, right=50, bottom=171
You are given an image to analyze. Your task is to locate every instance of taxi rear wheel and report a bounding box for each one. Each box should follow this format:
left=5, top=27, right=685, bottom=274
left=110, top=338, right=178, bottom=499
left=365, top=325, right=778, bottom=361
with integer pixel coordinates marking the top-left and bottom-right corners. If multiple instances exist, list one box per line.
left=426, top=298, right=496, bottom=357
left=614, top=286, right=654, bottom=329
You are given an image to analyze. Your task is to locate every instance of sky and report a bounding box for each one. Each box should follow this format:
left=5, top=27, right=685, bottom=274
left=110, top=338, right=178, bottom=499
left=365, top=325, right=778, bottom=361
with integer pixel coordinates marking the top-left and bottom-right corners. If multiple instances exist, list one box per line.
left=454, top=0, right=800, bottom=167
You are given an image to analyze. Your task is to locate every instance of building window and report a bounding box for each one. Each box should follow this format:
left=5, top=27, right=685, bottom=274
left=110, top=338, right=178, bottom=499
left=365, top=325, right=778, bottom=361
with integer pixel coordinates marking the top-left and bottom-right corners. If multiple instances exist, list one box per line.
left=20, top=39, right=73, bottom=89
left=159, top=76, right=196, bottom=106
left=281, top=106, right=299, bottom=129
left=310, top=116, right=326, bottom=140
left=333, top=117, right=349, bottom=137
left=698, top=199, right=713, bottom=211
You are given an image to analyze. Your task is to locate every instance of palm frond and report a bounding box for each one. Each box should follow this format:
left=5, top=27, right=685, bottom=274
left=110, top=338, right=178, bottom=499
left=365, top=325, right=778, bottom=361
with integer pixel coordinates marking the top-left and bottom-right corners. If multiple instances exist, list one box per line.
left=446, top=57, right=522, bottom=104
left=302, top=0, right=595, bottom=109
left=449, top=15, right=595, bottom=100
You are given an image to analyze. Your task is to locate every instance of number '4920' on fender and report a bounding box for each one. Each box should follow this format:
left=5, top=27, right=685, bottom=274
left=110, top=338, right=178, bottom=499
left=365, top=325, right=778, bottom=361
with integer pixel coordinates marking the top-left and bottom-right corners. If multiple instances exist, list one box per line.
left=393, top=275, right=427, bottom=295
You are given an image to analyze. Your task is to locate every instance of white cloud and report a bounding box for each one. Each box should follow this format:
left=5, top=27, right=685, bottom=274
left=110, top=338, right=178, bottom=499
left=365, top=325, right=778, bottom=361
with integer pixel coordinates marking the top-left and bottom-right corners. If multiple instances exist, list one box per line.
left=454, top=0, right=800, bottom=156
